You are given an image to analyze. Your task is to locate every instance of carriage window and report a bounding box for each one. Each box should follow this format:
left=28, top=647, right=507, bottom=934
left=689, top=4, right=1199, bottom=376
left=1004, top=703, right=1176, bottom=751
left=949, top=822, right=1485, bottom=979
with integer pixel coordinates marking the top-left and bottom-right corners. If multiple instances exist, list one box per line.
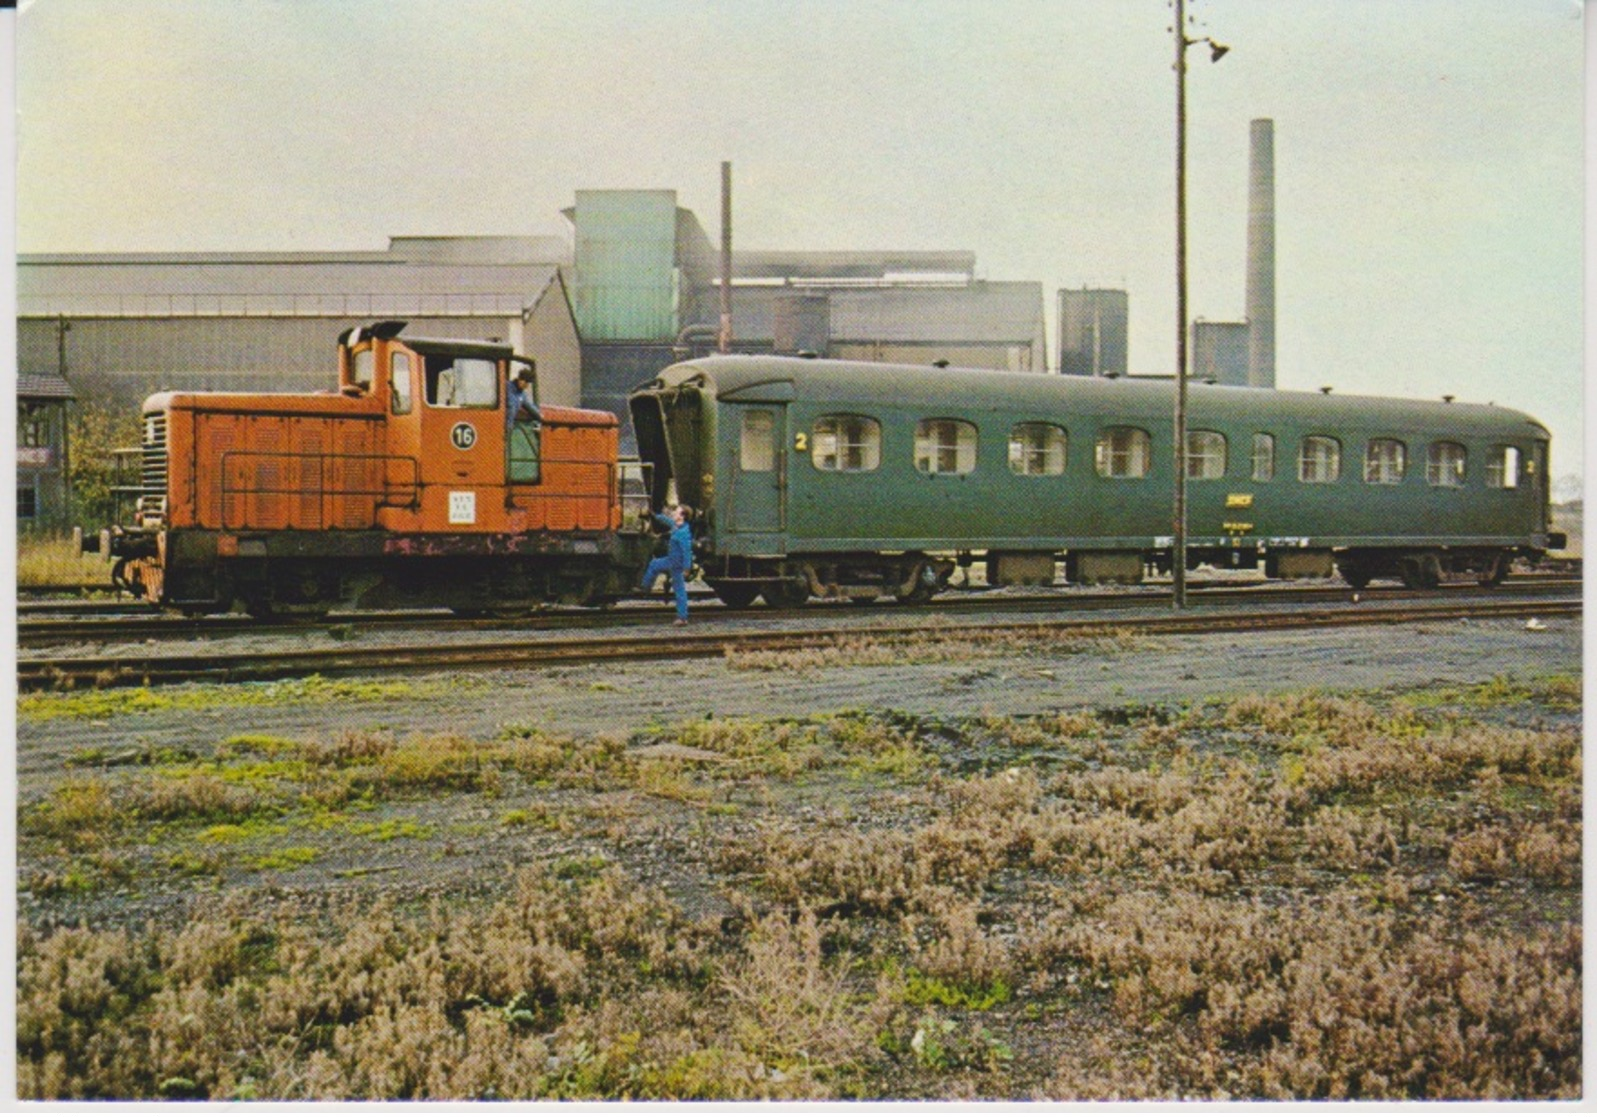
left=812, top=415, right=881, bottom=472
left=1298, top=436, right=1341, bottom=483
left=1427, top=441, right=1466, bottom=487
left=1186, top=430, right=1227, bottom=479
left=352, top=348, right=375, bottom=392
left=1252, top=433, right=1275, bottom=481
left=1009, top=423, right=1067, bottom=475
left=1364, top=438, right=1406, bottom=484
left=1486, top=445, right=1521, bottom=489
left=740, top=410, right=774, bottom=472
left=390, top=352, right=412, bottom=415
left=1096, top=427, right=1151, bottom=479
left=915, top=419, right=978, bottom=475
left=423, top=356, right=499, bottom=408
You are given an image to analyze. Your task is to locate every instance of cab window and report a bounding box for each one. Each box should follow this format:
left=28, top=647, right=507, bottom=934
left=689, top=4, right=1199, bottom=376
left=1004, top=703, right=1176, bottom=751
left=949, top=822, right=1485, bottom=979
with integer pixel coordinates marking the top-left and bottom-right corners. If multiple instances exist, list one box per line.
left=352, top=348, right=375, bottom=392
left=390, top=352, right=412, bottom=415
left=424, top=356, right=498, bottom=408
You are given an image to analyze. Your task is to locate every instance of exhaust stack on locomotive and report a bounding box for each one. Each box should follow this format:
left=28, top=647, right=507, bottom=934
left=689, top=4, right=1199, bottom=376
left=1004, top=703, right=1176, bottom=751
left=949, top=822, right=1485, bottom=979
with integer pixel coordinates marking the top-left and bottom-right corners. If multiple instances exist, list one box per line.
left=95, top=323, right=652, bottom=617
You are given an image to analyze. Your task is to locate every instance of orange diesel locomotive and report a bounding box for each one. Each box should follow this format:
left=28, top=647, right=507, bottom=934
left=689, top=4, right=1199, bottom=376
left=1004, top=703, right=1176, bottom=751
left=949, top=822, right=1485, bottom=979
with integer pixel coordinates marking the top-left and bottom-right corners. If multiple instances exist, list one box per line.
left=102, top=321, right=652, bottom=615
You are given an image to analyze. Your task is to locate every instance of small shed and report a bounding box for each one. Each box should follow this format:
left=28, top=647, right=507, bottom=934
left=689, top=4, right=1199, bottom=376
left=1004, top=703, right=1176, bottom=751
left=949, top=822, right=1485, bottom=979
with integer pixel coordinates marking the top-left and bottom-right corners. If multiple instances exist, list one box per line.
left=17, top=371, right=76, bottom=529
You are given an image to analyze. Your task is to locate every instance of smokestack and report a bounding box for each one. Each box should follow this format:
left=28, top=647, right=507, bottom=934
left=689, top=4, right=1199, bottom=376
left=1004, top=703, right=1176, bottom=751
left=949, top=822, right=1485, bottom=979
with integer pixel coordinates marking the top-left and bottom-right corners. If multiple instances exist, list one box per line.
left=718, top=161, right=733, bottom=354
left=1246, top=118, right=1275, bottom=388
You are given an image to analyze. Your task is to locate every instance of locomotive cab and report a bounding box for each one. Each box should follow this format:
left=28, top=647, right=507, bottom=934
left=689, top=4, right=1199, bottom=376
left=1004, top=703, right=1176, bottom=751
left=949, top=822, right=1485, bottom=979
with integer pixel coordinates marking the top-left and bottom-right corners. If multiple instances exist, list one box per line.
left=340, top=327, right=530, bottom=533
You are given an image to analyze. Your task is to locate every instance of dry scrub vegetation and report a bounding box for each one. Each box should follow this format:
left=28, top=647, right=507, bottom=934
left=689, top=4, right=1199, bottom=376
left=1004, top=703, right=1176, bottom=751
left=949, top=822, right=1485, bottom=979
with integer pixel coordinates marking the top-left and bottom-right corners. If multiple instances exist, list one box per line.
left=15, top=676, right=1581, bottom=1100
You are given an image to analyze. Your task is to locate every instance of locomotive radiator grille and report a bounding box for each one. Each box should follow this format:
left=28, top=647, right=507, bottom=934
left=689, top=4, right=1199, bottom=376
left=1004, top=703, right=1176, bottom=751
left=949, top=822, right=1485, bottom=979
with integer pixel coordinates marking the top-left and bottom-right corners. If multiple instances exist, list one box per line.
left=136, top=412, right=169, bottom=526
left=141, top=412, right=168, bottom=495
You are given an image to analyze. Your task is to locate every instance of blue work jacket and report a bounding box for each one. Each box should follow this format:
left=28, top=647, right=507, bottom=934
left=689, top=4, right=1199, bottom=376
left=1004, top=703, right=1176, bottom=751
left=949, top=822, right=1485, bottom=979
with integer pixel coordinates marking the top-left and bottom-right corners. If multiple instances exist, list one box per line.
left=654, top=514, right=694, bottom=571
left=507, top=381, right=541, bottom=428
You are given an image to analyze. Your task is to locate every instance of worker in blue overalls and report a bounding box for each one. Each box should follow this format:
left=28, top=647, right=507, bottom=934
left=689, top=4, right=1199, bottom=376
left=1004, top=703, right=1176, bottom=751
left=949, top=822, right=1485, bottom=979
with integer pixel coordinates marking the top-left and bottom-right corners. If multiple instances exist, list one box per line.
left=640, top=504, right=695, bottom=625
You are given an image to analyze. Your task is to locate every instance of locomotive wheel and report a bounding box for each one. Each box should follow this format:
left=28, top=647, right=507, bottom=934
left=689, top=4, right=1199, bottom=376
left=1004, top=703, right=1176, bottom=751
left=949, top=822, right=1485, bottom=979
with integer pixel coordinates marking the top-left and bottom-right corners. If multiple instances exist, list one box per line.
left=764, top=580, right=811, bottom=608
left=238, top=596, right=275, bottom=619
left=709, top=581, right=761, bottom=609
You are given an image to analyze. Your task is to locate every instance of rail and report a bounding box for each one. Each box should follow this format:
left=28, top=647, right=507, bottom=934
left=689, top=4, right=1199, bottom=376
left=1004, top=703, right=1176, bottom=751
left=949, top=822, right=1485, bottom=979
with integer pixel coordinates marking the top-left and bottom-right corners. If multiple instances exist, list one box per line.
left=17, top=593, right=1582, bottom=691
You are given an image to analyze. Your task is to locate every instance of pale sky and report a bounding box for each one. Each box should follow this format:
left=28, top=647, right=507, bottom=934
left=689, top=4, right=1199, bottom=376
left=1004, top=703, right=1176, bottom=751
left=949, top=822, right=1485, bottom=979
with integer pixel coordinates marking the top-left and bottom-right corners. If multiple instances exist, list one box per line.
left=13, top=0, right=1587, bottom=480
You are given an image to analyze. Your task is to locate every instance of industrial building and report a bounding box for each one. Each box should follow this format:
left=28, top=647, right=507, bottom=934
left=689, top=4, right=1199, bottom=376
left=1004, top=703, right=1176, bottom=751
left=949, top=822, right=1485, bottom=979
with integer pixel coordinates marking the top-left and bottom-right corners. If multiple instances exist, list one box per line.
left=1192, top=320, right=1250, bottom=386
left=16, top=237, right=584, bottom=408
left=17, top=187, right=1045, bottom=469
left=726, top=249, right=1046, bottom=372
left=568, top=190, right=1046, bottom=432
left=1057, top=288, right=1129, bottom=378
left=13, top=184, right=1110, bottom=530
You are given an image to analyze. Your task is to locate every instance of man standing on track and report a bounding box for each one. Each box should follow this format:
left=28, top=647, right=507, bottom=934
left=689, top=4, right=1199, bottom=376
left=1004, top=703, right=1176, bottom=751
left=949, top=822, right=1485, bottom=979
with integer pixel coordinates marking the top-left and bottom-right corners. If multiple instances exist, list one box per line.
left=640, top=504, right=695, bottom=625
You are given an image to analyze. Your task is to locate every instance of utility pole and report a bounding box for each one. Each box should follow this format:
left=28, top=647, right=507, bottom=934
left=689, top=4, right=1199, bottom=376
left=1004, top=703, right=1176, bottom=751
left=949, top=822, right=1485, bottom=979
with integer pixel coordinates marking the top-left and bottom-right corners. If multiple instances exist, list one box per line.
left=1173, top=0, right=1190, bottom=609
left=1172, top=0, right=1227, bottom=609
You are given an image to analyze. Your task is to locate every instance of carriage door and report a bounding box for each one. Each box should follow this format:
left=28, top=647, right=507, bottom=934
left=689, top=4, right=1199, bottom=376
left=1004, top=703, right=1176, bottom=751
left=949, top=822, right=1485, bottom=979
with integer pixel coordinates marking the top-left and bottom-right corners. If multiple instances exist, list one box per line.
left=1534, top=439, right=1551, bottom=534
left=728, top=404, right=784, bottom=541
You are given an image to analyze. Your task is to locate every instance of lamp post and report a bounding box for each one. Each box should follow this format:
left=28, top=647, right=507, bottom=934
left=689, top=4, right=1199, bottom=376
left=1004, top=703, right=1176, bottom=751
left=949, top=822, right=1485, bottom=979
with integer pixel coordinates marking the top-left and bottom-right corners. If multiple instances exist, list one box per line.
left=1172, top=0, right=1227, bottom=610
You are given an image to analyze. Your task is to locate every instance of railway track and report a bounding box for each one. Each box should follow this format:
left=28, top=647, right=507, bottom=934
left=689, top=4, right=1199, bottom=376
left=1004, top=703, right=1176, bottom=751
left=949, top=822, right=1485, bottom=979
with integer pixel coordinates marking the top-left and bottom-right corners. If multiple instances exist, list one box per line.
left=18, top=592, right=1580, bottom=692
left=14, top=575, right=1581, bottom=649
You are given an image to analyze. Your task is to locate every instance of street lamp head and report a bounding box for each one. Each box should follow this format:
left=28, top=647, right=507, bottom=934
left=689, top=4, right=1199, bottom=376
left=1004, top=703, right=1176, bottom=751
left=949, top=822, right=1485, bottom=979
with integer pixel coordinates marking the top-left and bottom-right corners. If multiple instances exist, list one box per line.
left=1208, top=40, right=1230, bottom=62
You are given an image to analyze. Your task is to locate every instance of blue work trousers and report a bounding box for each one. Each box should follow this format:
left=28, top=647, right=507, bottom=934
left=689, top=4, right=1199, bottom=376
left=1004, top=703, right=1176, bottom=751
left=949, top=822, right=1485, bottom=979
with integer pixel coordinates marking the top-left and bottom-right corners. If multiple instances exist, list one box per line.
left=641, top=557, right=689, bottom=620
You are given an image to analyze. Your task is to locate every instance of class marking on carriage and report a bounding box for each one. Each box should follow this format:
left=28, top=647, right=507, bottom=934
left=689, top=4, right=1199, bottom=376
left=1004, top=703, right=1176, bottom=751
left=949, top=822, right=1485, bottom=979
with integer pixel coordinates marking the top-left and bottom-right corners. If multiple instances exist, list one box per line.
left=448, top=491, right=476, bottom=525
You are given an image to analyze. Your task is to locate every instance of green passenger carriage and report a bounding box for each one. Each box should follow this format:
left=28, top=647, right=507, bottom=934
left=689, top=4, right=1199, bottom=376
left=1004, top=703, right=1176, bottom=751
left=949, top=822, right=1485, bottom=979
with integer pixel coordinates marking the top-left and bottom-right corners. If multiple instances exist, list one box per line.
left=629, top=356, right=1560, bottom=607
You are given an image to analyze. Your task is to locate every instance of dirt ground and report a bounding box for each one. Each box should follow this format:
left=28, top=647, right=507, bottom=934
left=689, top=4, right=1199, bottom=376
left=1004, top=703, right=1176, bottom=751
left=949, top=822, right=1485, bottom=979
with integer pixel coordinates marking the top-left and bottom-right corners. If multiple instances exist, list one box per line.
left=16, top=614, right=1578, bottom=924
left=13, top=612, right=1583, bottom=1099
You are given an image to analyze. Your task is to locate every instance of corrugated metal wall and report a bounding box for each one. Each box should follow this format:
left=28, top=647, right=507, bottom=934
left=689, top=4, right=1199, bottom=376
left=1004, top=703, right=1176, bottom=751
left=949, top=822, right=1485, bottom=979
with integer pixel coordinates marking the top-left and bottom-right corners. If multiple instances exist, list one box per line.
left=18, top=314, right=584, bottom=408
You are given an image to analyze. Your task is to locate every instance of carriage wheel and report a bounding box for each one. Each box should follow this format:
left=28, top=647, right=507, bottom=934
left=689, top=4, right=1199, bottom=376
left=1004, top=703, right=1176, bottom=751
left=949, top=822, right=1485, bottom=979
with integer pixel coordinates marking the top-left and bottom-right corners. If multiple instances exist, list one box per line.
left=763, top=580, right=811, bottom=608
left=709, top=580, right=761, bottom=609
left=1400, top=553, right=1442, bottom=590
left=1477, top=552, right=1509, bottom=588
